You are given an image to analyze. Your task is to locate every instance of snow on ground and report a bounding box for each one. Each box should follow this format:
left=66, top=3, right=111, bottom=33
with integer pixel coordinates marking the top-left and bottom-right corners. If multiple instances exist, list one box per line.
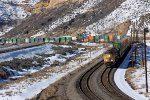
left=32, top=0, right=103, bottom=37
left=0, top=43, right=82, bottom=80
left=86, top=0, right=150, bottom=34
left=114, top=42, right=150, bottom=99
left=76, top=42, right=103, bottom=46
left=0, top=44, right=106, bottom=100
left=9, top=0, right=40, bottom=5
left=0, top=43, right=54, bottom=63
left=58, top=45, right=72, bottom=48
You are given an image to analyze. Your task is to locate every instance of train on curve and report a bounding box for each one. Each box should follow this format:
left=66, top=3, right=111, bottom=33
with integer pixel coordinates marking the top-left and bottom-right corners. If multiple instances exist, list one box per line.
left=103, top=36, right=131, bottom=67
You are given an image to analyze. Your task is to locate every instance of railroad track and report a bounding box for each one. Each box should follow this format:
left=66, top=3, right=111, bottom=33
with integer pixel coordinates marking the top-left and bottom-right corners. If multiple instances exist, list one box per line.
left=76, top=60, right=133, bottom=100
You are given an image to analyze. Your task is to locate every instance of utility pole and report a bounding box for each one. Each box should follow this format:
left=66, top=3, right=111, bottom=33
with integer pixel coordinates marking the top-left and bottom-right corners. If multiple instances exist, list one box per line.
left=131, top=28, right=133, bottom=44
left=131, top=28, right=134, bottom=67
left=144, top=27, right=149, bottom=93
left=134, top=29, right=137, bottom=64
left=141, top=29, right=144, bottom=68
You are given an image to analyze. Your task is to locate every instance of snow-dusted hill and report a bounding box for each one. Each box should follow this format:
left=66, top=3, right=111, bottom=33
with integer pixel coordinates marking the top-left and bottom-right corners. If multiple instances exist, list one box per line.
left=0, top=0, right=40, bottom=34
left=22, top=0, right=150, bottom=37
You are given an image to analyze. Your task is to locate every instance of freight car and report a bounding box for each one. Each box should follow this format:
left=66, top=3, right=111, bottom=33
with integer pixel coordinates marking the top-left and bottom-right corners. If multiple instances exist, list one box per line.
left=103, top=36, right=130, bottom=67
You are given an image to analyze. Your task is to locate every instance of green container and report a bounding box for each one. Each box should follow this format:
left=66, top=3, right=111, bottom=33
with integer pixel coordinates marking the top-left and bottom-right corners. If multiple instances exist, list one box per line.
left=0, top=38, right=2, bottom=43
left=17, top=38, right=21, bottom=43
left=95, top=35, right=100, bottom=42
left=59, top=37, right=66, bottom=43
left=44, top=37, right=49, bottom=43
left=25, top=38, right=29, bottom=43
left=114, top=35, right=118, bottom=40
left=65, top=36, right=72, bottom=42
left=78, top=35, right=84, bottom=41
left=30, top=37, right=36, bottom=43
left=34, top=38, right=39, bottom=43
left=113, top=42, right=122, bottom=49
left=38, top=38, right=44, bottom=42
left=49, top=37, right=55, bottom=42
left=54, top=37, right=59, bottom=43
left=104, top=35, right=109, bottom=42
left=0, top=38, right=6, bottom=44
left=12, top=38, right=17, bottom=44
left=6, top=38, right=11, bottom=43
left=20, top=38, right=26, bottom=43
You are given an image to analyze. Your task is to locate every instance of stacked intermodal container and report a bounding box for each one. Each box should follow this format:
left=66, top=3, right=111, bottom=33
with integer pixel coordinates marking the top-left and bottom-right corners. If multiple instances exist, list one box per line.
left=30, top=38, right=36, bottom=43
left=25, top=38, right=29, bottom=43
left=54, top=37, right=60, bottom=43
left=88, top=36, right=94, bottom=42
left=65, top=36, right=72, bottom=43
left=108, top=34, right=114, bottom=42
left=16, top=38, right=21, bottom=43
left=19, top=38, right=25, bottom=43
left=44, top=37, right=49, bottom=43
left=12, top=38, right=17, bottom=44
left=104, top=35, right=109, bottom=42
left=77, top=35, right=84, bottom=42
left=122, top=37, right=128, bottom=47
left=0, top=38, right=4, bottom=44
left=5, top=38, right=10, bottom=44
left=114, top=34, right=118, bottom=40
left=34, top=38, right=39, bottom=43
left=113, top=41, right=122, bottom=49
left=83, top=35, right=89, bottom=42
left=94, top=35, right=100, bottom=42
left=59, top=36, right=66, bottom=43
left=72, top=37, right=77, bottom=41
left=49, top=37, right=55, bottom=42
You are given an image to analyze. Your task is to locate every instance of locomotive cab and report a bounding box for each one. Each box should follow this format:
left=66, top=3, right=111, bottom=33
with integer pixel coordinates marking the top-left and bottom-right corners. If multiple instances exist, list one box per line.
left=103, top=49, right=116, bottom=66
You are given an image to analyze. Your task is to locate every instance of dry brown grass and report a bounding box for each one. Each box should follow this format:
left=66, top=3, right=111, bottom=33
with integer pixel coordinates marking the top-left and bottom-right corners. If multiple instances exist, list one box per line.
left=31, top=49, right=102, bottom=100
left=110, top=20, right=131, bottom=35
left=25, top=0, right=84, bottom=14
left=125, top=67, right=136, bottom=90
left=36, top=85, right=57, bottom=100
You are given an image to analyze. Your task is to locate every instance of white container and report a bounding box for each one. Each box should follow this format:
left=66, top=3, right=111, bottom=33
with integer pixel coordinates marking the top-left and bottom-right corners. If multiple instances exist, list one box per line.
left=25, top=38, right=29, bottom=43
left=100, top=39, right=104, bottom=42
left=72, top=37, right=77, bottom=41
left=117, top=36, right=121, bottom=40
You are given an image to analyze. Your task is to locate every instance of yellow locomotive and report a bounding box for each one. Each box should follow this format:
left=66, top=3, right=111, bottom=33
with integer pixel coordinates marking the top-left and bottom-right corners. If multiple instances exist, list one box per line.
left=103, top=36, right=130, bottom=67
left=103, top=48, right=120, bottom=66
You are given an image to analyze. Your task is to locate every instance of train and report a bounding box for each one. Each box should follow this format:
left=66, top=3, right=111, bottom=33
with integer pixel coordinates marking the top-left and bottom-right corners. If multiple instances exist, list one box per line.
left=0, top=33, right=126, bottom=45
left=0, top=36, right=74, bottom=45
left=103, top=36, right=131, bottom=67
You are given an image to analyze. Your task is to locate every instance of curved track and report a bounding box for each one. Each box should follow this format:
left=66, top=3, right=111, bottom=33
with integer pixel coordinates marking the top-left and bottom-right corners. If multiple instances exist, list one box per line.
left=76, top=61, right=133, bottom=100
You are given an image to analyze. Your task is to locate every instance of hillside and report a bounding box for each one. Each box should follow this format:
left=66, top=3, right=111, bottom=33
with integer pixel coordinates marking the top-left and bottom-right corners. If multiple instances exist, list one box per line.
left=1, top=0, right=150, bottom=99
left=1, top=0, right=150, bottom=39
left=4, top=0, right=126, bottom=38
left=27, top=0, right=83, bottom=14
left=0, top=0, right=81, bottom=37
left=0, top=0, right=40, bottom=35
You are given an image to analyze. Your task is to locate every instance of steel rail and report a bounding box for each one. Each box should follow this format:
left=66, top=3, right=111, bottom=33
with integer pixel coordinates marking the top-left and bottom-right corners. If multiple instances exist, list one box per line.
left=76, top=61, right=133, bottom=100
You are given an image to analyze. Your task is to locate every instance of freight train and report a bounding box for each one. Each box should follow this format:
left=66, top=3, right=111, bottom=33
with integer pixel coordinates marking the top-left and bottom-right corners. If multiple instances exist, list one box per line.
left=0, top=36, right=74, bottom=45
left=103, top=36, right=130, bottom=67
left=0, top=32, right=126, bottom=45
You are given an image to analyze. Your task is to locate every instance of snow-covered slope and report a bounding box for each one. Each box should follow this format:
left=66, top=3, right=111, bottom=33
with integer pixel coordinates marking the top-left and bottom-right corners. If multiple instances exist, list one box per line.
left=0, top=43, right=105, bottom=100
left=0, top=0, right=40, bottom=34
left=31, top=0, right=150, bottom=37
left=32, top=0, right=103, bottom=37
left=85, top=0, right=150, bottom=34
